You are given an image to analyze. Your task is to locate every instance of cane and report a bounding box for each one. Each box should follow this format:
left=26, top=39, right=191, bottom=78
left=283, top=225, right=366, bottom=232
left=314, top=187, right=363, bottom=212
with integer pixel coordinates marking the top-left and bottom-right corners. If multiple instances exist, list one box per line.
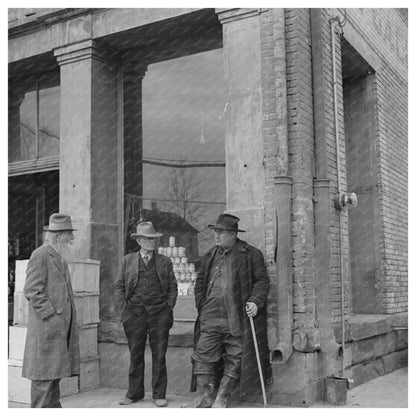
left=249, top=315, right=268, bottom=407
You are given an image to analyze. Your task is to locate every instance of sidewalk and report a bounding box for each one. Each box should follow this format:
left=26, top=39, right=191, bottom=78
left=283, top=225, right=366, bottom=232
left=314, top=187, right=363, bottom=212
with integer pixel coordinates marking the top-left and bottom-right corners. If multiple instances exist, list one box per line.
left=9, top=367, right=408, bottom=408
left=312, top=366, right=408, bottom=408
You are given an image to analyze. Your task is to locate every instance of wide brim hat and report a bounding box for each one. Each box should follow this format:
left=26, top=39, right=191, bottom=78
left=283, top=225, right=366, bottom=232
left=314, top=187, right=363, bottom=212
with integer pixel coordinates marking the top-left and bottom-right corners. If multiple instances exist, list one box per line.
left=43, top=213, right=77, bottom=232
left=208, top=213, right=245, bottom=233
left=131, top=221, right=163, bottom=238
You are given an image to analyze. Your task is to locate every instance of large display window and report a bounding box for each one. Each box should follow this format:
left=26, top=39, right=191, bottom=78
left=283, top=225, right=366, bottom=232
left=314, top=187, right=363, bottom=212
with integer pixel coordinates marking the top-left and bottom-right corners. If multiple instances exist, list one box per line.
left=8, top=71, right=60, bottom=164
left=124, top=48, right=226, bottom=297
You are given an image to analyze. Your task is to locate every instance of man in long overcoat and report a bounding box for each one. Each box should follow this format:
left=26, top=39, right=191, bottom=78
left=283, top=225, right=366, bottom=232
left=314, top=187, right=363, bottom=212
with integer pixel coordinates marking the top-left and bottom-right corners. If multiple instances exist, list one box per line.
left=186, top=213, right=272, bottom=408
left=114, top=221, right=178, bottom=407
left=22, top=213, right=80, bottom=408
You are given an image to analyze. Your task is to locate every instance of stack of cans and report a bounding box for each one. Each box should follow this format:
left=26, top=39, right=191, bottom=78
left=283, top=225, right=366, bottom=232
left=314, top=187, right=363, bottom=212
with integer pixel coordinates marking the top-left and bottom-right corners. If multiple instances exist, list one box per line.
left=158, top=237, right=197, bottom=296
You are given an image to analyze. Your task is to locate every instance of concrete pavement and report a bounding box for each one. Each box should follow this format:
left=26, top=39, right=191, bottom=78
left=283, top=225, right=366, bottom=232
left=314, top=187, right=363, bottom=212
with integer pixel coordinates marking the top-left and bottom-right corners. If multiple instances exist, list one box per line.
left=9, top=367, right=408, bottom=408
left=312, top=366, right=408, bottom=408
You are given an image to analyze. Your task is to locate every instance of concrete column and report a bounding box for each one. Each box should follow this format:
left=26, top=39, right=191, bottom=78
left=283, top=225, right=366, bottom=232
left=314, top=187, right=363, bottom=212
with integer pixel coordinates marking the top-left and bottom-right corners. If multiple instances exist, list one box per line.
left=54, top=40, right=119, bottom=319
left=121, top=64, right=147, bottom=254
left=122, top=64, right=147, bottom=197
left=216, top=8, right=266, bottom=250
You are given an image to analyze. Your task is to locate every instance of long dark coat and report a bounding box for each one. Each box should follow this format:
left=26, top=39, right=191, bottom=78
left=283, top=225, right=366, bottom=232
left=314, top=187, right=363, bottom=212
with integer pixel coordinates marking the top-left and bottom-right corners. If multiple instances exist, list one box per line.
left=22, top=243, right=80, bottom=380
left=191, top=238, right=272, bottom=397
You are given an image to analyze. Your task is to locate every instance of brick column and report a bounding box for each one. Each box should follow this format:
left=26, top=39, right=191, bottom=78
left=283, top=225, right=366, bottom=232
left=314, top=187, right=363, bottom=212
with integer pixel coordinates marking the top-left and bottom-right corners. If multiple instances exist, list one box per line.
left=311, top=9, right=343, bottom=380
left=54, top=40, right=119, bottom=321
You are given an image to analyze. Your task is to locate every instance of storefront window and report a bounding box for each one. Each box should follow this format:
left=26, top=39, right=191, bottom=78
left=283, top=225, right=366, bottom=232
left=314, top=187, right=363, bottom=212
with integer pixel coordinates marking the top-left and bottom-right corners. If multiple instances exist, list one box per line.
left=8, top=71, right=60, bottom=163
left=125, top=48, right=226, bottom=296
left=39, top=72, right=60, bottom=158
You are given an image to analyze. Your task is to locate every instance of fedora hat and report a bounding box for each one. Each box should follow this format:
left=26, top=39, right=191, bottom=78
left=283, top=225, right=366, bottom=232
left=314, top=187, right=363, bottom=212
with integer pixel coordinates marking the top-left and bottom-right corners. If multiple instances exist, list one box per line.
left=208, top=213, right=245, bottom=233
left=43, top=213, right=77, bottom=232
left=131, top=222, right=162, bottom=238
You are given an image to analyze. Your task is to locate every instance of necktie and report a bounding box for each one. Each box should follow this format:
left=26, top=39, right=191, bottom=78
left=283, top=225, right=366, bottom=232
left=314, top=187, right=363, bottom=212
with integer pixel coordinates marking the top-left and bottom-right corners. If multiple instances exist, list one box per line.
left=143, top=255, right=149, bottom=265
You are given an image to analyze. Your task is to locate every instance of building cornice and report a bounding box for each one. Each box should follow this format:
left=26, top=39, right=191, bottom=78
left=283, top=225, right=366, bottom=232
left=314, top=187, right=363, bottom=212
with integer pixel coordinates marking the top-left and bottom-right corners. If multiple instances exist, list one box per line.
left=54, top=40, right=119, bottom=67
left=8, top=8, right=105, bottom=38
left=215, top=8, right=267, bottom=24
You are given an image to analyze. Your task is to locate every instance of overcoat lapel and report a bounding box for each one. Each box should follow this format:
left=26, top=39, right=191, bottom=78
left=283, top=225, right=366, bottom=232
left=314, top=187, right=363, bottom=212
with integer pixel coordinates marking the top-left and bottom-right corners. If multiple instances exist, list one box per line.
left=46, top=244, right=65, bottom=275
left=231, top=244, right=247, bottom=283
left=203, top=247, right=217, bottom=289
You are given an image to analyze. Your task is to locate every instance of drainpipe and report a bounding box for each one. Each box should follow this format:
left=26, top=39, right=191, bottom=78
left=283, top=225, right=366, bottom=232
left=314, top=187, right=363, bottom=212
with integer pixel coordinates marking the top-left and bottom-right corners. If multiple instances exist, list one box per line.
left=269, top=8, right=293, bottom=365
left=329, top=15, right=357, bottom=377
left=271, top=176, right=293, bottom=364
left=311, top=9, right=345, bottom=388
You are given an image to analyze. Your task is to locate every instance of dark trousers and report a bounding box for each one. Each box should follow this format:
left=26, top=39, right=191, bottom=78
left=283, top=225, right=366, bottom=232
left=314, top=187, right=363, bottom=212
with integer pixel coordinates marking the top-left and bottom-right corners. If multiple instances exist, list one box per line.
left=122, top=306, right=172, bottom=400
left=30, top=379, right=61, bottom=408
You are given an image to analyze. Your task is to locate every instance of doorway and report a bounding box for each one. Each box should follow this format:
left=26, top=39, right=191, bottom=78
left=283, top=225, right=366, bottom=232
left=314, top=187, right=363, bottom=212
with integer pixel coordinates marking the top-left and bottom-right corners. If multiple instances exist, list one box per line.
left=342, top=39, right=382, bottom=314
left=8, top=170, right=59, bottom=324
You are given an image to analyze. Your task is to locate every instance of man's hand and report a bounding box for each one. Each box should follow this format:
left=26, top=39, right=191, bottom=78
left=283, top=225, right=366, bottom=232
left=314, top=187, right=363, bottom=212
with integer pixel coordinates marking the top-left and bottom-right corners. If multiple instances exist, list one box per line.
left=246, top=302, right=258, bottom=318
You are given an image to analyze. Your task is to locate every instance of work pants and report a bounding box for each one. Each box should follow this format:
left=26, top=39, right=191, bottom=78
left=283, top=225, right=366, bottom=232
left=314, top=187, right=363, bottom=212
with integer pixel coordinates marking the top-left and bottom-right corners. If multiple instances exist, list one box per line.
left=192, top=329, right=242, bottom=380
left=122, top=306, right=172, bottom=400
left=30, top=379, right=61, bottom=408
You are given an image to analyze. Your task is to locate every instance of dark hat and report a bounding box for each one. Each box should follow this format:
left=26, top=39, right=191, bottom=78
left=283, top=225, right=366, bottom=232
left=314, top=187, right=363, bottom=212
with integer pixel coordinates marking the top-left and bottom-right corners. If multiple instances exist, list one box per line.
left=43, top=213, right=77, bottom=232
left=131, top=222, right=163, bottom=238
left=208, top=213, right=245, bottom=233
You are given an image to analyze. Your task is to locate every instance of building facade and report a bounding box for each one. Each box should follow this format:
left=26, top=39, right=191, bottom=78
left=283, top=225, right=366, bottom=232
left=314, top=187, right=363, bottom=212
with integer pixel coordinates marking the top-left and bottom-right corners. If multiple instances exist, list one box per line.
left=8, top=8, right=408, bottom=406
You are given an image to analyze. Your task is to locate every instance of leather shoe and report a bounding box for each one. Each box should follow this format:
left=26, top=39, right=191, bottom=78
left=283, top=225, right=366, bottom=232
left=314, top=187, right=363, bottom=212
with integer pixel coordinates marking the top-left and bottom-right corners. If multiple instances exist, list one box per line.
left=154, top=398, right=168, bottom=407
left=119, top=396, right=140, bottom=405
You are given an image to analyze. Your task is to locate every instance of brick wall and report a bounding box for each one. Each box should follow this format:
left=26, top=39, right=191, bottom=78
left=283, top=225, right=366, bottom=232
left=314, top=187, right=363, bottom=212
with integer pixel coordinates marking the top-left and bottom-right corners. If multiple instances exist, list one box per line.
left=260, top=9, right=285, bottom=323
left=342, top=8, right=408, bottom=313
left=282, top=7, right=408, bottom=324
left=285, top=9, right=317, bottom=329
left=314, top=8, right=352, bottom=324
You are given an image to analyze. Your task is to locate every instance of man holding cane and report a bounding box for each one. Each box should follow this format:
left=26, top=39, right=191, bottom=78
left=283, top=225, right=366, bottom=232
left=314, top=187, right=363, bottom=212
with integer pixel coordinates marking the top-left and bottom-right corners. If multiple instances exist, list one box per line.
left=185, top=213, right=272, bottom=408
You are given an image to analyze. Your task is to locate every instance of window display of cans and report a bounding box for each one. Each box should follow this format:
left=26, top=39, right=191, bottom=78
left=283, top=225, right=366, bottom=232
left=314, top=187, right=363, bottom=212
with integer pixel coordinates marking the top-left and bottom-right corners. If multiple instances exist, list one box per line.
left=158, top=238, right=197, bottom=296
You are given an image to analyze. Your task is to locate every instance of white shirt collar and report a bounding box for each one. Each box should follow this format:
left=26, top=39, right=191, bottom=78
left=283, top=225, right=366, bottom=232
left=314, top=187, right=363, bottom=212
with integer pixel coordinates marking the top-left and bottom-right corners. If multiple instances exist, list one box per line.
left=140, top=250, right=153, bottom=260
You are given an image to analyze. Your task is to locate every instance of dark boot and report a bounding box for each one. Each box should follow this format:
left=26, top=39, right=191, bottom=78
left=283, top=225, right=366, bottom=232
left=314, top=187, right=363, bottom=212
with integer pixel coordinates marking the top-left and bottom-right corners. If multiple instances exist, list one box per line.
left=181, top=375, right=215, bottom=408
left=212, top=376, right=237, bottom=408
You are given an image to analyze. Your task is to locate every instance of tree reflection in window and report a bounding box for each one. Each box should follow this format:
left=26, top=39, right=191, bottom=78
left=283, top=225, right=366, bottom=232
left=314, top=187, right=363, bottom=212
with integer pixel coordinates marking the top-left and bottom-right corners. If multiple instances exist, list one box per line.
left=128, top=48, right=227, bottom=261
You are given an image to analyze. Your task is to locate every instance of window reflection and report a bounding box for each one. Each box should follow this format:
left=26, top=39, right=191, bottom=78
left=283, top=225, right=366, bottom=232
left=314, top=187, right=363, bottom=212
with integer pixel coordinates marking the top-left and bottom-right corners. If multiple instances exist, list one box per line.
left=8, top=78, right=37, bottom=162
left=8, top=71, right=60, bottom=163
left=125, top=49, right=227, bottom=287
left=39, top=73, right=60, bottom=158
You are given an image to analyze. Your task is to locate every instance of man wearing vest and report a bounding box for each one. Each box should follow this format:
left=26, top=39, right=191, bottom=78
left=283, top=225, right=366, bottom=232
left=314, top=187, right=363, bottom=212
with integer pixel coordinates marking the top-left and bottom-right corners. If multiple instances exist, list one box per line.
left=114, top=222, right=178, bottom=407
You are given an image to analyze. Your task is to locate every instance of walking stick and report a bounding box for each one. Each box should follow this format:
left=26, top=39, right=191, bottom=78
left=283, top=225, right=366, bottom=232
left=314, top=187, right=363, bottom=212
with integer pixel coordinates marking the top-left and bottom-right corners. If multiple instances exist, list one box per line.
left=249, top=315, right=268, bottom=407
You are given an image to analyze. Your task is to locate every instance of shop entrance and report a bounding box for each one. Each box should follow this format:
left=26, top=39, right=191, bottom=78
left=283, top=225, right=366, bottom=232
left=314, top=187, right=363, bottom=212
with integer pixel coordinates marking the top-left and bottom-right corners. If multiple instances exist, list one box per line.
left=8, top=170, right=59, bottom=324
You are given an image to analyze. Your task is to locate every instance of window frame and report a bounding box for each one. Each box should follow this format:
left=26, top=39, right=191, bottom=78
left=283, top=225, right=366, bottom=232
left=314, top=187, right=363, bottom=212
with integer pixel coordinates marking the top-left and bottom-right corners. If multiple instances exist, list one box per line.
left=8, top=71, right=60, bottom=175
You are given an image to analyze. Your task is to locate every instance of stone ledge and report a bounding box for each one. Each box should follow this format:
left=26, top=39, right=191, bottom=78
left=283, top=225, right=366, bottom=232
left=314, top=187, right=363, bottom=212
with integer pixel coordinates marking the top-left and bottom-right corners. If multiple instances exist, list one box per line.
left=351, top=331, right=396, bottom=365
left=98, top=319, right=195, bottom=347
left=334, top=313, right=407, bottom=343
left=348, top=349, right=408, bottom=387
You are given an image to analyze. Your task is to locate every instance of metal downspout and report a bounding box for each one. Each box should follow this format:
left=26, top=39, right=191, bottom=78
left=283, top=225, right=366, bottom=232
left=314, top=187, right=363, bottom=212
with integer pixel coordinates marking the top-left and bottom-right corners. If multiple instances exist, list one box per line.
left=311, top=8, right=344, bottom=388
left=269, top=8, right=293, bottom=365
left=329, top=15, right=358, bottom=377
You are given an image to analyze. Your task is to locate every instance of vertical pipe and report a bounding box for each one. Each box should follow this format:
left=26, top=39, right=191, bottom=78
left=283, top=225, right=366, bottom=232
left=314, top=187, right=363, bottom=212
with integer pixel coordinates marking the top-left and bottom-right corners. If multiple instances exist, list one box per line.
left=35, top=81, right=40, bottom=159
left=330, top=17, right=345, bottom=377
left=272, top=176, right=293, bottom=363
left=311, top=10, right=342, bottom=391
left=116, top=69, right=124, bottom=268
